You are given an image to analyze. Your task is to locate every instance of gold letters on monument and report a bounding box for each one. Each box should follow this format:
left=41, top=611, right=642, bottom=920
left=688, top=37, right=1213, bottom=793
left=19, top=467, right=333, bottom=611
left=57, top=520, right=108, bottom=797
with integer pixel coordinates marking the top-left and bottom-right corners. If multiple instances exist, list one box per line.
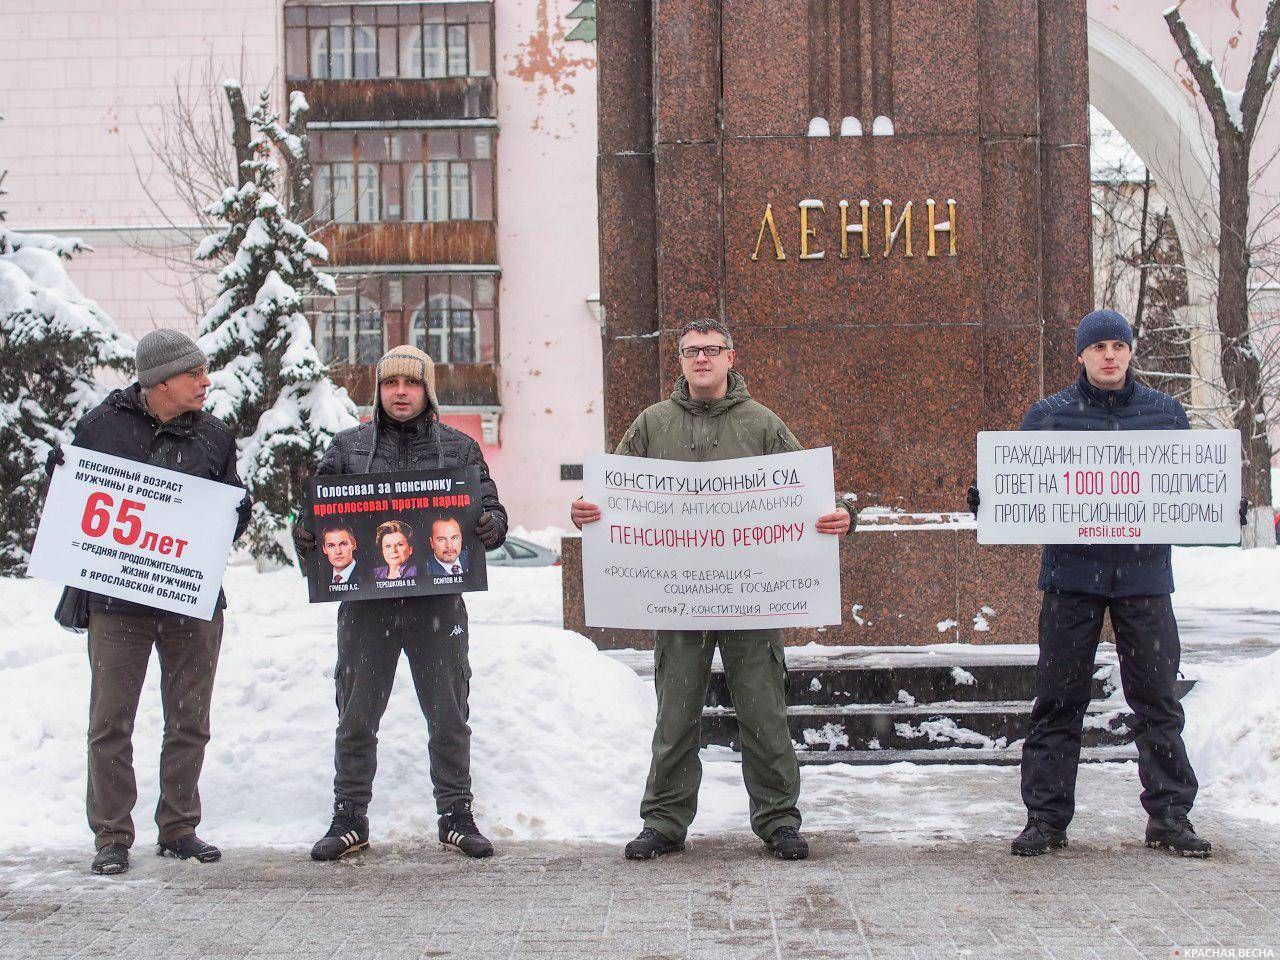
left=751, top=198, right=958, bottom=261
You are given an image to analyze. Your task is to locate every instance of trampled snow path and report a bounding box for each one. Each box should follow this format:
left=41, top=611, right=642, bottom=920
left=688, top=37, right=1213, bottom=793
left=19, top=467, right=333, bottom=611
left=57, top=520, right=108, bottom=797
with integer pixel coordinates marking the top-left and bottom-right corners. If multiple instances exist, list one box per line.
left=0, top=544, right=1278, bottom=854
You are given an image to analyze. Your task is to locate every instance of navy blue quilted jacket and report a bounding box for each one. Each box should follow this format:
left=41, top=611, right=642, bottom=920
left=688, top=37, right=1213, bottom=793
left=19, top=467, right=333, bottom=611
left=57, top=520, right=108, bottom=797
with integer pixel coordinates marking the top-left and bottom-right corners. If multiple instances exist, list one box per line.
left=1019, top=371, right=1190, bottom=597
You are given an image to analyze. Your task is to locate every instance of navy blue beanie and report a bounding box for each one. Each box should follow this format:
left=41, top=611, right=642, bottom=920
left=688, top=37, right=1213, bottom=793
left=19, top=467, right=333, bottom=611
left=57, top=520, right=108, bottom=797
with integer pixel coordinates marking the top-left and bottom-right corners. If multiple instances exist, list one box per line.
left=1074, top=309, right=1134, bottom=355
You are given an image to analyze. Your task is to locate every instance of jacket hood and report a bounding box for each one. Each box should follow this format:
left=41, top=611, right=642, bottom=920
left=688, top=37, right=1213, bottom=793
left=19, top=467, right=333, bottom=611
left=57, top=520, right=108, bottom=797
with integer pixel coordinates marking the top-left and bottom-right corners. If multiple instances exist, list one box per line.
left=1077, top=369, right=1136, bottom=407
left=671, top=369, right=752, bottom=417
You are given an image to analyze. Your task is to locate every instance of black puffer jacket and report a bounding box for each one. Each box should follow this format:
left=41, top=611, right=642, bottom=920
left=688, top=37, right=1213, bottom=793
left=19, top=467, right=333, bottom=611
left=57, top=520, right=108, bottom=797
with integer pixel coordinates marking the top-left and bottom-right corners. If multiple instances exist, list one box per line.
left=316, top=407, right=507, bottom=545
left=1020, top=371, right=1190, bottom=598
left=70, top=383, right=250, bottom=616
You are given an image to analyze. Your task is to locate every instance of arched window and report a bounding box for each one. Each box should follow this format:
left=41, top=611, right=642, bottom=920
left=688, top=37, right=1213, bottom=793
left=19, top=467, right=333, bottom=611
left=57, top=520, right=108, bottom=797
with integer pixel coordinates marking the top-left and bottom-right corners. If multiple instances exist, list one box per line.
left=410, top=292, right=474, bottom=364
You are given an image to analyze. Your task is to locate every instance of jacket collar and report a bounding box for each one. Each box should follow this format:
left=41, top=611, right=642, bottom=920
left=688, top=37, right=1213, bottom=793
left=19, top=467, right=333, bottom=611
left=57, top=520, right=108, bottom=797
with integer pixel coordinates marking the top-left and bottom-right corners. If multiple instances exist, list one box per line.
left=1077, top=369, right=1135, bottom=408
left=110, top=382, right=198, bottom=435
left=671, top=369, right=752, bottom=417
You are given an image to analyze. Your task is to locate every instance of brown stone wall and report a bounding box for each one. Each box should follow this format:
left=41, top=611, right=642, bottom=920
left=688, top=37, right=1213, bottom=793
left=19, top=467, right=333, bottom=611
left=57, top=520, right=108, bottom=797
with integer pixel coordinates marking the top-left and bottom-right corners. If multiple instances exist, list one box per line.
left=576, top=0, right=1093, bottom=646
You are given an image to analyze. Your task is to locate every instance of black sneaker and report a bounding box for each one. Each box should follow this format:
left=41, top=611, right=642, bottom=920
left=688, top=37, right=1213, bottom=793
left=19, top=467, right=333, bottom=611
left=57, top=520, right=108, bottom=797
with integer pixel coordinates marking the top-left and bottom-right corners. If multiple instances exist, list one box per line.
left=1010, top=820, right=1068, bottom=856
left=157, top=835, right=221, bottom=863
left=438, top=800, right=494, bottom=859
left=1146, top=815, right=1212, bottom=858
left=310, top=801, right=370, bottom=862
left=765, top=826, right=810, bottom=861
left=91, top=843, right=129, bottom=876
left=624, top=827, right=685, bottom=861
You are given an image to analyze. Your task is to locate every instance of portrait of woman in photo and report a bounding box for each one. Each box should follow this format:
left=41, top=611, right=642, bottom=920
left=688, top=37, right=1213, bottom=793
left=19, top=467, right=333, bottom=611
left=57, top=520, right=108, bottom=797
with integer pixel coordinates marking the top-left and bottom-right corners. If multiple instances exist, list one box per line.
left=372, top=519, right=418, bottom=581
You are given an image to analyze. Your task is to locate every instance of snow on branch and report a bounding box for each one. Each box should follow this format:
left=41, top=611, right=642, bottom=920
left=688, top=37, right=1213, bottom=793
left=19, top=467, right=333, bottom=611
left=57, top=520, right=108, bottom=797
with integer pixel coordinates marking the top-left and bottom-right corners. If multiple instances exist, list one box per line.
left=1165, top=0, right=1280, bottom=142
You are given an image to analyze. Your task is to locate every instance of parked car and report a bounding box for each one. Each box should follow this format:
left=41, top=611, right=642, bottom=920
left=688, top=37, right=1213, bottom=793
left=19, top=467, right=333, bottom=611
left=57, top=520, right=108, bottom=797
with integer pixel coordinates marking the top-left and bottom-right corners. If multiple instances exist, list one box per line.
left=485, top=536, right=561, bottom=567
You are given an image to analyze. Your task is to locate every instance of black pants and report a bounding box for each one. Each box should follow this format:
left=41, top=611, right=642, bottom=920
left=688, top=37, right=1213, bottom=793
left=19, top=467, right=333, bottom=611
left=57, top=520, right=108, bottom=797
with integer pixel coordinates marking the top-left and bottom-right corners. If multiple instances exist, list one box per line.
left=332, top=594, right=471, bottom=814
left=1021, top=591, right=1198, bottom=830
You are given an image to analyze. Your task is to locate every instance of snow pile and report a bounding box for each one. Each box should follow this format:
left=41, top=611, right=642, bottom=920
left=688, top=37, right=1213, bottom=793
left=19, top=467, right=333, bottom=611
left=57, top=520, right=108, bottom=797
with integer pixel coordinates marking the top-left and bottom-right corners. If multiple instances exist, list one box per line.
left=1184, top=650, right=1280, bottom=825
left=0, top=566, right=651, bottom=851
left=1172, top=546, right=1280, bottom=611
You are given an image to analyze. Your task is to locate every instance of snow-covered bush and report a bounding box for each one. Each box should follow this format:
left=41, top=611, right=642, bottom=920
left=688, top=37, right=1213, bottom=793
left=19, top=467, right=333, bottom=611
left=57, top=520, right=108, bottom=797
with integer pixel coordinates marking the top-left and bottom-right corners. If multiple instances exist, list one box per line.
left=197, top=85, right=357, bottom=565
left=0, top=228, right=133, bottom=575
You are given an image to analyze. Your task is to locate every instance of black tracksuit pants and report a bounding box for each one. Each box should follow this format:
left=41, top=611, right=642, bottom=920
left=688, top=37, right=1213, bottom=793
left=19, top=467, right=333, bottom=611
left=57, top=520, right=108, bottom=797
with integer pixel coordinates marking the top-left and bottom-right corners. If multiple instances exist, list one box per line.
left=332, top=593, right=472, bottom=815
left=1021, top=591, right=1198, bottom=829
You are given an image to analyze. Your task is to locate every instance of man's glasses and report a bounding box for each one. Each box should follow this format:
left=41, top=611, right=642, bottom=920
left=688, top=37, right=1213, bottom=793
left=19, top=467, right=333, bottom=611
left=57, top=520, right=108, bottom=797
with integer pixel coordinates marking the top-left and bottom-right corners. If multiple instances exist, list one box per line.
left=184, top=365, right=209, bottom=380
left=679, top=345, right=728, bottom=358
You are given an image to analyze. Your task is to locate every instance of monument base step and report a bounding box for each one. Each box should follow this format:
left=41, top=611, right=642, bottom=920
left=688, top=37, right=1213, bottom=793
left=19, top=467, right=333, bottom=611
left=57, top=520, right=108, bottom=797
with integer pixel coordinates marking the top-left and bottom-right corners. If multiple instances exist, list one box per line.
left=704, top=744, right=1141, bottom=767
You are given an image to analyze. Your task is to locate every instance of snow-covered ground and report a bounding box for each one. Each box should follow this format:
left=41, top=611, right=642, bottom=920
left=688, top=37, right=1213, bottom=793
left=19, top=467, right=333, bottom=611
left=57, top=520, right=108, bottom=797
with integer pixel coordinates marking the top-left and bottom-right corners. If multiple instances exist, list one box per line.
left=1, top=544, right=1277, bottom=854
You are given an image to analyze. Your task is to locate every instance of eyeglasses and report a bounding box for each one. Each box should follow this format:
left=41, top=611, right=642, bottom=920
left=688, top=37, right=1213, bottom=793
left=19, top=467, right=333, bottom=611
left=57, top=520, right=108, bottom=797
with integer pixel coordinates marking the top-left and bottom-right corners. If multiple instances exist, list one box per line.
left=184, top=366, right=209, bottom=380
left=679, top=345, right=728, bottom=358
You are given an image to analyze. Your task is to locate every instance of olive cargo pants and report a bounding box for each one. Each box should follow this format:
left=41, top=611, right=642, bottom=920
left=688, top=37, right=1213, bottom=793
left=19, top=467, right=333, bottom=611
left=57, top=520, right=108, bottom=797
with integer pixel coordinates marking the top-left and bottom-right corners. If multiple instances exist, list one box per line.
left=641, top=630, right=801, bottom=842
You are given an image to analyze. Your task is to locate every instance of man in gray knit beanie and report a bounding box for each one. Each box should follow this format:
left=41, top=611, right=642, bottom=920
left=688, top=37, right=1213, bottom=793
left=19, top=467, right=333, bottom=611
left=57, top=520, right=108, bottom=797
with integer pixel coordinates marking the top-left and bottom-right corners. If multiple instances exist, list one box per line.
left=47, top=326, right=250, bottom=877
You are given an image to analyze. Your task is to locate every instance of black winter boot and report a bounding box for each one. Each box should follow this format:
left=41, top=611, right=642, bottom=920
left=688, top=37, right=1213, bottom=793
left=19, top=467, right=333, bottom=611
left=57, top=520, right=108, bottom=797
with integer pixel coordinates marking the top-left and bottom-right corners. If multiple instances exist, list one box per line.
left=91, top=843, right=129, bottom=876
left=438, top=800, right=494, bottom=859
left=157, top=835, right=221, bottom=862
left=311, top=801, right=370, bottom=861
left=766, top=826, right=810, bottom=861
left=1010, top=819, right=1068, bottom=856
left=1146, top=815, right=1212, bottom=858
left=624, top=827, right=685, bottom=860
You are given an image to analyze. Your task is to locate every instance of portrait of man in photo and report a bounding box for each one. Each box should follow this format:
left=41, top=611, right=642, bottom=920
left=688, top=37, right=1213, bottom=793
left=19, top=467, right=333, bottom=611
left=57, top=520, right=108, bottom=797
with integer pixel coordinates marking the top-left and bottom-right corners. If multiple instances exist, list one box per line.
left=372, top=519, right=418, bottom=582
left=321, top=522, right=361, bottom=587
left=425, top=516, right=468, bottom=577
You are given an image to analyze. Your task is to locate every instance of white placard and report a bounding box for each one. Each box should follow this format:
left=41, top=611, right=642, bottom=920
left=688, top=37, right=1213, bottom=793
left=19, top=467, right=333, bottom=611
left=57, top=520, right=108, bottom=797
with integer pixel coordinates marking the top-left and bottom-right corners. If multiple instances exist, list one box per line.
left=976, top=429, right=1241, bottom=545
left=29, top=445, right=243, bottom=619
left=581, top=448, right=842, bottom=630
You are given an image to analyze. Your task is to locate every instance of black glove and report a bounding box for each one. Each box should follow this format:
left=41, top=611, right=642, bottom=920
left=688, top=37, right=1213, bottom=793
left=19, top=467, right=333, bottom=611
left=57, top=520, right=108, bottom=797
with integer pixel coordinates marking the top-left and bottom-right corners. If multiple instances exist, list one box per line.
left=966, top=485, right=980, bottom=513
left=475, top=510, right=505, bottom=549
left=1240, top=497, right=1249, bottom=527
left=234, top=493, right=252, bottom=541
left=292, top=518, right=317, bottom=554
left=45, top=444, right=65, bottom=478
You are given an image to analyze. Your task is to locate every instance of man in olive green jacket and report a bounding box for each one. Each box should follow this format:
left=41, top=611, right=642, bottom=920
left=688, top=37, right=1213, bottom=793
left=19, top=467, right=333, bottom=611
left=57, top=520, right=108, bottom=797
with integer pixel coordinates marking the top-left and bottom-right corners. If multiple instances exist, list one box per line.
left=573, top=318, right=853, bottom=861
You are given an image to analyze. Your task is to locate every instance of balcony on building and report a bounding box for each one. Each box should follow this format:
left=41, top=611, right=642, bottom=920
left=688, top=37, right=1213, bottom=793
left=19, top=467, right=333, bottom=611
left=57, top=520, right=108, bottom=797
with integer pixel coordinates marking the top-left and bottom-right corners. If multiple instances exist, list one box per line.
left=285, top=1, right=501, bottom=440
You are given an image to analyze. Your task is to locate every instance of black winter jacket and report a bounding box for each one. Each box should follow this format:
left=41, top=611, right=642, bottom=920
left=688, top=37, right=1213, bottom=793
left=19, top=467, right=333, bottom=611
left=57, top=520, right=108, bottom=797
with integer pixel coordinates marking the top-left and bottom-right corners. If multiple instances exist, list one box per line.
left=70, top=383, right=250, bottom=616
left=1020, top=371, right=1190, bottom=598
left=317, top=407, right=507, bottom=544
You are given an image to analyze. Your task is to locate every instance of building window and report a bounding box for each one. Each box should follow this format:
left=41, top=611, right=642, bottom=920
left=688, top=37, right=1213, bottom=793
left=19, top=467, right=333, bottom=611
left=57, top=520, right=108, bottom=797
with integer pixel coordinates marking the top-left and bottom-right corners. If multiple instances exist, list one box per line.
left=286, top=4, right=493, bottom=82
left=313, top=272, right=497, bottom=366
left=312, top=130, right=494, bottom=223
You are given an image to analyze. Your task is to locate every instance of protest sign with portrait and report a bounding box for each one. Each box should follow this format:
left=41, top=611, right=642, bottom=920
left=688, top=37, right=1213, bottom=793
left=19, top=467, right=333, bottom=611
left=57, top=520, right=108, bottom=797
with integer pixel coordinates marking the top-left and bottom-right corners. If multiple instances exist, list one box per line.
left=304, top=466, right=487, bottom=603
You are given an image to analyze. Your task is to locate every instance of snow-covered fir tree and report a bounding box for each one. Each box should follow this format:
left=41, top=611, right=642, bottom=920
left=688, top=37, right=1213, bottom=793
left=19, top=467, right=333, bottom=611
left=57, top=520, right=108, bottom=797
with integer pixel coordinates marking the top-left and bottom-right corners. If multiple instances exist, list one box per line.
left=197, top=84, right=357, bottom=565
left=0, top=226, right=133, bottom=575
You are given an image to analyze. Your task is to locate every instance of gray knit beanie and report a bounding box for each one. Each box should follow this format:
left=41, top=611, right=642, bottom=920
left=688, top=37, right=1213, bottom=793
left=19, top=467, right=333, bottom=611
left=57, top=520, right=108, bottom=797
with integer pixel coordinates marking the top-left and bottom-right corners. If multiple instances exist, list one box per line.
left=136, top=329, right=206, bottom=387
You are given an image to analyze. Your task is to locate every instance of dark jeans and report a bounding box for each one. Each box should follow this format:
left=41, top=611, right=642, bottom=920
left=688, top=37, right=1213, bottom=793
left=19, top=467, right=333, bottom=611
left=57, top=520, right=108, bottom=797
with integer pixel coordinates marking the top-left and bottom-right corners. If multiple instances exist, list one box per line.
left=87, top=610, right=223, bottom=849
left=333, top=594, right=472, bottom=814
left=1021, top=591, right=1198, bottom=830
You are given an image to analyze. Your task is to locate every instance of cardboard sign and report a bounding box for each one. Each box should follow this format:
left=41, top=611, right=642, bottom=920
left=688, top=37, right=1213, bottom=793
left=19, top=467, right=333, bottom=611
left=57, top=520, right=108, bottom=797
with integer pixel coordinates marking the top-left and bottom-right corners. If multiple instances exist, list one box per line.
left=976, top=429, right=1242, bottom=545
left=581, top=448, right=842, bottom=630
left=29, top=445, right=242, bottom=620
left=304, top=467, right=487, bottom=602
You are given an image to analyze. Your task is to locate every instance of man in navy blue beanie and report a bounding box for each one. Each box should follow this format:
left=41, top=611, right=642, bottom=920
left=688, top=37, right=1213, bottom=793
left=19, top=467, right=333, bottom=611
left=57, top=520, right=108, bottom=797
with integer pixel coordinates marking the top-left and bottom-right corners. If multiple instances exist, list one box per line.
left=971, top=309, right=1212, bottom=859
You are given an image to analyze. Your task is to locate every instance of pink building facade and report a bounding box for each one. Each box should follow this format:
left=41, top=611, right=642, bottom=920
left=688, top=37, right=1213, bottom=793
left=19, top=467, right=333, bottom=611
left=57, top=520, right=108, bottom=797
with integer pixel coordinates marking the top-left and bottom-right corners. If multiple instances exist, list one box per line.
left=2, top=0, right=1276, bottom=532
left=2, top=0, right=601, bottom=530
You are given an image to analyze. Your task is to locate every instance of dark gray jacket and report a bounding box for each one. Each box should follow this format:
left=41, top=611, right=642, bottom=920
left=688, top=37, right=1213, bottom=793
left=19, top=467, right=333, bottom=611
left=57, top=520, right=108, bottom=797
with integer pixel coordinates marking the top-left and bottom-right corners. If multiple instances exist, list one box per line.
left=70, top=383, right=250, bottom=616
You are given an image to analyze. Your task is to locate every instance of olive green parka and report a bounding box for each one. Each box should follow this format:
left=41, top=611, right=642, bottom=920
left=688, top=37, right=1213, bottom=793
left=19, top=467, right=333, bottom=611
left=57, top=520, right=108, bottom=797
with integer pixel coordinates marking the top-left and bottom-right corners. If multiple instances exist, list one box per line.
left=614, top=370, right=801, bottom=462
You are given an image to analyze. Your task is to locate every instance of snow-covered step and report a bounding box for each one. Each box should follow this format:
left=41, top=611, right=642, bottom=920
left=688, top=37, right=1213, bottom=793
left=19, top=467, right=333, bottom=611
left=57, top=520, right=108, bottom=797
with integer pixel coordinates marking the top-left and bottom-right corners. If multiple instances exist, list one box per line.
left=702, top=700, right=1151, bottom=759
left=789, top=744, right=1140, bottom=767
left=704, top=660, right=1162, bottom=708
